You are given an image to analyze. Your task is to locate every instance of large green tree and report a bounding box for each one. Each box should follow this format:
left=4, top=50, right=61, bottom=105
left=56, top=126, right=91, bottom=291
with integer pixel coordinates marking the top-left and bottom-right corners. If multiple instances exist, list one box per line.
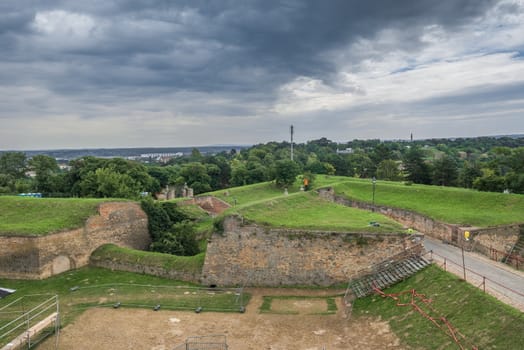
left=403, top=147, right=432, bottom=184
left=29, top=155, right=61, bottom=194
left=0, top=152, right=26, bottom=179
left=432, top=155, right=458, bottom=186
left=376, top=159, right=402, bottom=181
left=273, top=159, right=301, bottom=188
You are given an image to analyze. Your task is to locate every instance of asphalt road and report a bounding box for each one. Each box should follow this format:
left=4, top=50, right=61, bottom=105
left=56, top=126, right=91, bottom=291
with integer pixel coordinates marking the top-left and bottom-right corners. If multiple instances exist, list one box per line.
left=423, top=237, right=524, bottom=312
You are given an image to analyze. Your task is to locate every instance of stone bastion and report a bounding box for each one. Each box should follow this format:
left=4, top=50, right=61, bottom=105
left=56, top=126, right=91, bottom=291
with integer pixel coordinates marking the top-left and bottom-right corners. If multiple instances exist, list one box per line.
left=0, top=202, right=150, bottom=279
left=201, top=215, right=425, bottom=287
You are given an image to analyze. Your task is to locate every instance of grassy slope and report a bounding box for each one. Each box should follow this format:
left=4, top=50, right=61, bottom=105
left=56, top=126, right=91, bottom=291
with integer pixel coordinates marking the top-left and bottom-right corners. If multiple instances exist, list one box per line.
left=236, top=191, right=404, bottom=233
left=0, top=196, right=111, bottom=235
left=91, top=244, right=205, bottom=273
left=353, top=265, right=524, bottom=349
left=331, top=178, right=524, bottom=227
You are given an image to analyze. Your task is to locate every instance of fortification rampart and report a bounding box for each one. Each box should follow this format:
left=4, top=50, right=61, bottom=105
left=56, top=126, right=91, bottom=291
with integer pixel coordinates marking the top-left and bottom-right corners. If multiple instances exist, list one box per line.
left=201, top=216, right=424, bottom=287
left=318, top=187, right=521, bottom=256
left=0, top=202, right=150, bottom=279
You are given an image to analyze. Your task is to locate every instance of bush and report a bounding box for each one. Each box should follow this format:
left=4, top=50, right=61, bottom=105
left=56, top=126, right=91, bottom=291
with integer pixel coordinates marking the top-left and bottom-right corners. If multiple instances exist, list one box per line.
left=141, top=198, right=197, bottom=255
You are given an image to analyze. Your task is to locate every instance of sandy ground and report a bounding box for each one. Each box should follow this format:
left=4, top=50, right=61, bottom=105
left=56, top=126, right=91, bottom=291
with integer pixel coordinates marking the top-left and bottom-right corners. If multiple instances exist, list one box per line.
left=38, top=289, right=405, bottom=350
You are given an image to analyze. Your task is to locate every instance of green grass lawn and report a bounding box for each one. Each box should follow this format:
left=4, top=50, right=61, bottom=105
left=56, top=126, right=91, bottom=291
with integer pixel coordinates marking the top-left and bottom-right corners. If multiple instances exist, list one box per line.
left=332, top=179, right=524, bottom=227
left=0, top=196, right=112, bottom=236
left=235, top=191, right=405, bottom=233
left=0, top=267, right=249, bottom=331
left=353, top=265, right=524, bottom=349
left=259, top=295, right=338, bottom=315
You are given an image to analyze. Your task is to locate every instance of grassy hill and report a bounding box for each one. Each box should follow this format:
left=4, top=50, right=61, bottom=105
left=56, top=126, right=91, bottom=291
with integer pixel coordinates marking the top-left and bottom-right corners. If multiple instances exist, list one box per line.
left=331, top=178, right=524, bottom=227
left=205, top=175, right=524, bottom=229
left=0, top=196, right=111, bottom=236
left=235, top=191, right=404, bottom=233
left=354, top=265, right=524, bottom=349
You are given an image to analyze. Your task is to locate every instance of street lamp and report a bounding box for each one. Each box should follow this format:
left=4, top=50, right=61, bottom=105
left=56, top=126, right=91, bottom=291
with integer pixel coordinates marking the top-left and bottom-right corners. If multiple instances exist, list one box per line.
left=372, top=177, right=376, bottom=210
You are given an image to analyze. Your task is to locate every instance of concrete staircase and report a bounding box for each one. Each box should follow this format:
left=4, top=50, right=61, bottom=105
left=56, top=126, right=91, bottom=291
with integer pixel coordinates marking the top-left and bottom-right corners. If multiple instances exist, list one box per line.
left=346, top=255, right=431, bottom=299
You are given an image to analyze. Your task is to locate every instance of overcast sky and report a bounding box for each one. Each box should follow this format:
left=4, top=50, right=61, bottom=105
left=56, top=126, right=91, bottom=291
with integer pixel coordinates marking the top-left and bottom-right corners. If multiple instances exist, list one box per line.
left=1, top=0, right=523, bottom=150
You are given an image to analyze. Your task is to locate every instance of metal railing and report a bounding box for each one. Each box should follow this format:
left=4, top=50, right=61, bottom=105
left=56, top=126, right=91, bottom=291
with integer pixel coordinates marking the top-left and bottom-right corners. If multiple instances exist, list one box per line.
left=426, top=250, right=524, bottom=312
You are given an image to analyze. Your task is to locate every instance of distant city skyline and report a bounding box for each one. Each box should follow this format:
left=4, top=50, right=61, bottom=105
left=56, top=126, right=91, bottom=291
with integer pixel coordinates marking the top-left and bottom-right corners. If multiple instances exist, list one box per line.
left=1, top=0, right=523, bottom=150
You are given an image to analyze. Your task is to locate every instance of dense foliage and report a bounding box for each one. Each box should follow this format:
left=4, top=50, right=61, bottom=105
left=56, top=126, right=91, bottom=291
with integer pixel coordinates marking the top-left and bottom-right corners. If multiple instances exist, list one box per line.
left=140, top=198, right=199, bottom=256
left=1, top=135, right=524, bottom=198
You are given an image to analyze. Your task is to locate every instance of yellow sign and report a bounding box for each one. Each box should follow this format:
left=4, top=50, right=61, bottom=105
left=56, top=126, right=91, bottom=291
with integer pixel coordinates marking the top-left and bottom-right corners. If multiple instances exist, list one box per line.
left=464, top=231, right=470, bottom=241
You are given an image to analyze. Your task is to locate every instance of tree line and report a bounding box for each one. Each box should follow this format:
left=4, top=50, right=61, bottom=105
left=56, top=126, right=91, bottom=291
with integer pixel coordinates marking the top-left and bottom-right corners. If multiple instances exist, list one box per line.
left=1, top=135, right=523, bottom=198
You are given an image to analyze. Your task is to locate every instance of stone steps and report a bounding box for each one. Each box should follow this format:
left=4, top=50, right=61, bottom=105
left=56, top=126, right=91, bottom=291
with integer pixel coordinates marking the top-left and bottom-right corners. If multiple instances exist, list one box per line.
left=347, top=255, right=431, bottom=299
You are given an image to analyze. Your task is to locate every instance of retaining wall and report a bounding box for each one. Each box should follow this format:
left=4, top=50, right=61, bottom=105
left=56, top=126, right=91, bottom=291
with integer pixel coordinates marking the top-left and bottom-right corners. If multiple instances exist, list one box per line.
left=0, top=202, right=150, bottom=279
left=201, top=216, right=423, bottom=287
left=318, top=187, right=521, bottom=255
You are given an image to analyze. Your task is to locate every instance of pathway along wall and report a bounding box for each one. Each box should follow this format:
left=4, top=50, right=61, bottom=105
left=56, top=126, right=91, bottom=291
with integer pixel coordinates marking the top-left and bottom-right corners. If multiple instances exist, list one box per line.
left=201, top=216, right=424, bottom=287
left=0, top=202, right=150, bottom=279
left=317, top=187, right=521, bottom=256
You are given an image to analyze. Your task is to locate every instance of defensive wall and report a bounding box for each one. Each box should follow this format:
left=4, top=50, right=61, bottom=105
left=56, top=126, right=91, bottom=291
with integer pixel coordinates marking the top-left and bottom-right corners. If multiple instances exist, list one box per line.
left=0, top=202, right=150, bottom=279
left=318, top=187, right=521, bottom=257
left=201, top=215, right=424, bottom=287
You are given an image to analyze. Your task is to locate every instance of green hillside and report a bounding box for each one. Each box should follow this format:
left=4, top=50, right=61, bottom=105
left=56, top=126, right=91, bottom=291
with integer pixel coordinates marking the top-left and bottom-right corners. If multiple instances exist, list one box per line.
left=354, top=265, right=524, bottom=349
left=235, top=191, right=404, bottom=233
left=331, top=178, right=524, bottom=227
left=0, top=196, right=111, bottom=236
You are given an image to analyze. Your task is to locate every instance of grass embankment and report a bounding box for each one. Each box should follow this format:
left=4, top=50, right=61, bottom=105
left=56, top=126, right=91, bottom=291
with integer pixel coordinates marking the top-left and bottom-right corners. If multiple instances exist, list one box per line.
left=91, top=244, right=205, bottom=273
left=332, top=178, right=524, bottom=227
left=0, top=196, right=111, bottom=236
left=353, top=265, right=524, bottom=349
left=236, top=191, right=404, bottom=233
left=209, top=181, right=301, bottom=207
left=0, top=267, right=249, bottom=329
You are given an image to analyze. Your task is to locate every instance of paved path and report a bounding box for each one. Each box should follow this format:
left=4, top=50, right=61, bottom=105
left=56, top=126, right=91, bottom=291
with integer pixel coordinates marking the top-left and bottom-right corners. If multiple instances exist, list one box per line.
left=423, top=237, right=524, bottom=312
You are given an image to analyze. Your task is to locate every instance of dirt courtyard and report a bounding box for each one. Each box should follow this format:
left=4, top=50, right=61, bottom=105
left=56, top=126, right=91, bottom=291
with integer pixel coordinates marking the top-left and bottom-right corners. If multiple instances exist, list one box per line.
left=39, top=289, right=404, bottom=350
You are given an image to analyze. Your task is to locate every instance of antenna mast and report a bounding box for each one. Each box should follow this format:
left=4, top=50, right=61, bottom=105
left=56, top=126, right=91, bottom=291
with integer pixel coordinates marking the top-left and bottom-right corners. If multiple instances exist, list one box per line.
left=290, top=125, right=294, bottom=161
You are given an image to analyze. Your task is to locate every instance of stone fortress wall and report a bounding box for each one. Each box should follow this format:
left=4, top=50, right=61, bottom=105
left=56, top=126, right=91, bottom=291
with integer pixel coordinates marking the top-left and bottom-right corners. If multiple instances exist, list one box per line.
left=1, top=188, right=519, bottom=282
left=201, top=216, right=424, bottom=287
left=0, top=202, right=150, bottom=279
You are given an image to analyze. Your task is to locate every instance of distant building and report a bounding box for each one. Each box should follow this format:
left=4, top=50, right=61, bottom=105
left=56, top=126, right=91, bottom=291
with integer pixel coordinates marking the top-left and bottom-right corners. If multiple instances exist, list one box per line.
left=336, top=147, right=353, bottom=154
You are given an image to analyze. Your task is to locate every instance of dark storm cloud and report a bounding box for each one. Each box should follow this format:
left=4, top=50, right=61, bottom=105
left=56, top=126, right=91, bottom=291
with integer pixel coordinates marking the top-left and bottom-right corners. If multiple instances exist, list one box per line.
left=0, top=0, right=500, bottom=95
left=1, top=0, right=522, bottom=149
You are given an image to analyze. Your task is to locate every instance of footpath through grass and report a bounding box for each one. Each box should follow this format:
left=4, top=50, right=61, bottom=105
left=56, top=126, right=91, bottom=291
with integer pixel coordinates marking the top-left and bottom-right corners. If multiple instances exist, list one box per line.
left=353, top=265, right=524, bottom=349
left=0, top=196, right=111, bottom=236
left=332, top=178, right=524, bottom=227
left=236, top=191, right=404, bottom=233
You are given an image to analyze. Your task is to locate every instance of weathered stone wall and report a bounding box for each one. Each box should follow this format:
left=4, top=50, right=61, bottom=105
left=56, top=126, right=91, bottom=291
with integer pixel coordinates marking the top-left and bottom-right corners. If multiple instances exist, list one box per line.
left=318, top=187, right=521, bottom=257
left=468, top=224, right=521, bottom=259
left=0, top=202, right=150, bottom=279
left=201, top=216, right=424, bottom=287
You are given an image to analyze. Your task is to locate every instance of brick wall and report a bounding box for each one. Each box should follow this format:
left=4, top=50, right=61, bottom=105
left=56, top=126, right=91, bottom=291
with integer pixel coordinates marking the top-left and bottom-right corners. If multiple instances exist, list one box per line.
left=201, top=216, right=423, bottom=287
left=0, top=202, right=150, bottom=279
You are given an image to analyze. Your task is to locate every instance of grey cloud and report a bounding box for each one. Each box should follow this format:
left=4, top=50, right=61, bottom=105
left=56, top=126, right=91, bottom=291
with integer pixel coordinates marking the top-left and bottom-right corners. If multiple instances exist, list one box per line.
left=1, top=0, right=501, bottom=95
left=0, top=0, right=521, bottom=149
